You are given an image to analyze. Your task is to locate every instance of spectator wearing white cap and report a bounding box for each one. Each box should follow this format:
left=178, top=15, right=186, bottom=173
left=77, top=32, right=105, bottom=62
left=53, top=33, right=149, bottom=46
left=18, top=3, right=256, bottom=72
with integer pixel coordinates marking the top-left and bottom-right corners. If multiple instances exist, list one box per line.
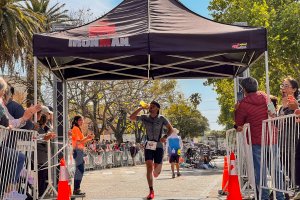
left=166, top=128, right=183, bottom=178
left=33, top=105, right=56, bottom=197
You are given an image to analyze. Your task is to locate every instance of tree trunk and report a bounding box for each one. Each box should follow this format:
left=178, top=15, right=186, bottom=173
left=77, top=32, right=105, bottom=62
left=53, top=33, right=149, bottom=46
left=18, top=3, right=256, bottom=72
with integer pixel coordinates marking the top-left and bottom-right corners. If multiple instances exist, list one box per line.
left=26, top=55, right=43, bottom=107
left=92, top=99, right=100, bottom=138
left=134, top=122, right=143, bottom=143
left=26, top=61, right=34, bottom=108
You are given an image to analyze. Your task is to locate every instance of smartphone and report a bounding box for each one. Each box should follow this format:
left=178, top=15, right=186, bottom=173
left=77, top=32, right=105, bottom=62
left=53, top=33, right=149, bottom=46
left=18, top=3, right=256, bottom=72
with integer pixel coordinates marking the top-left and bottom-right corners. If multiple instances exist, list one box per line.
left=267, top=102, right=276, bottom=115
left=237, top=91, right=244, bottom=102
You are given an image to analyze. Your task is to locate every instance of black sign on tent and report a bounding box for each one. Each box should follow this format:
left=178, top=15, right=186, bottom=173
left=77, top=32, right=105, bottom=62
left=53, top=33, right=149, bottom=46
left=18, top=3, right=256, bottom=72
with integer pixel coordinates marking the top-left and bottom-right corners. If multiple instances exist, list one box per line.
left=33, top=0, right=267, bottom=81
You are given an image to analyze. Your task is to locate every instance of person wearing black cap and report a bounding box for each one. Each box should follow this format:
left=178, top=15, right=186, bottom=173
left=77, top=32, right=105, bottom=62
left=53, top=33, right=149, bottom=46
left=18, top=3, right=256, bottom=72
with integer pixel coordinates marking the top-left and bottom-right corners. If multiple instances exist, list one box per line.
left=130, top=100, right=173, bottom=200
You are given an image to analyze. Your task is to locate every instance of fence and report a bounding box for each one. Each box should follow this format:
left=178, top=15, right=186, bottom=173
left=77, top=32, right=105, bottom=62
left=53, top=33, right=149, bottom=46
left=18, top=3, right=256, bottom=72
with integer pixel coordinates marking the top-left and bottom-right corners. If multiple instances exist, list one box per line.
left=67, top=144, right=146, bottom=176
left=225, top=124, right=257, bottom=199
left=260, top=114, right=300, bottom=199
left=0, top=126, right=38, bottom=200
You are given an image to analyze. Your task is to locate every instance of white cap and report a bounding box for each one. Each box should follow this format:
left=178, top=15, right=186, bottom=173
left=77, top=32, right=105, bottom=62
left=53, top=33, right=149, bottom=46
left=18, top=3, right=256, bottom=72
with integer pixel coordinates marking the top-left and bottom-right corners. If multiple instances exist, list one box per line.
left=41, top=106, right=53, bottom=115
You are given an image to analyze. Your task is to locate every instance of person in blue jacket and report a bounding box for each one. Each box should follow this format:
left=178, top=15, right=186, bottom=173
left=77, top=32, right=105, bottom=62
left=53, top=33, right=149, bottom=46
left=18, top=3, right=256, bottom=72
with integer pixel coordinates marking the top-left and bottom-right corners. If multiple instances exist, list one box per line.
left=166, top=128, right=183, bottom=178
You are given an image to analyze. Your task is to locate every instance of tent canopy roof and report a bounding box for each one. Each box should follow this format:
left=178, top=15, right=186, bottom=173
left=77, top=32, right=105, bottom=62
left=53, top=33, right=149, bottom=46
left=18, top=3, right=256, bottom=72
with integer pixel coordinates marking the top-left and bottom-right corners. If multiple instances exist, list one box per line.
left=33, top=0, right=267, bottom=81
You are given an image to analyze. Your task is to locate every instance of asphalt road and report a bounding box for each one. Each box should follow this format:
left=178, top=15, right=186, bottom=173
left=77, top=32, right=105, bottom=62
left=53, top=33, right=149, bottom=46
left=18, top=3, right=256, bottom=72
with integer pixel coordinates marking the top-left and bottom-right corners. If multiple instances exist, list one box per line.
left=80, top=157, right=225, bottom=200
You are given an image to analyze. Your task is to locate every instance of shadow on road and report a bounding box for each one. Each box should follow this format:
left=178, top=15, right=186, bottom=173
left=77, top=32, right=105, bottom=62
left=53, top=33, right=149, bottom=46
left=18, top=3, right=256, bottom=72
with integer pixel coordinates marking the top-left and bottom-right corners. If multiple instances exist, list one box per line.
left=162, top=168, right=223, bottom=177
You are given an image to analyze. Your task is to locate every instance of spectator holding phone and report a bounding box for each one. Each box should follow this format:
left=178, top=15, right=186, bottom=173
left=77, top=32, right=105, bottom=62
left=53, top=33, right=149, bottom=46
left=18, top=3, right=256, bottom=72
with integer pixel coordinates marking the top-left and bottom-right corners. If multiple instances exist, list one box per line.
left=278, top=77, right=299, bottom=199
left=34, top=106, right=56, bottom=197
left=278, top=76, right=299, bottom=116
left=270, top=95, right=278, bottom=113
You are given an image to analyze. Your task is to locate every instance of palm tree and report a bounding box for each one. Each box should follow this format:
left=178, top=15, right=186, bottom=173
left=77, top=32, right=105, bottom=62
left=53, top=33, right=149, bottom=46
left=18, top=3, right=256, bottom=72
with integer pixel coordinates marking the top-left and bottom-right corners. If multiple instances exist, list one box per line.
left=24, top=0, right=70, bottom=104
left=25, top=0, right=70, bottom=31
left=0, top=0, right=44, bottom=70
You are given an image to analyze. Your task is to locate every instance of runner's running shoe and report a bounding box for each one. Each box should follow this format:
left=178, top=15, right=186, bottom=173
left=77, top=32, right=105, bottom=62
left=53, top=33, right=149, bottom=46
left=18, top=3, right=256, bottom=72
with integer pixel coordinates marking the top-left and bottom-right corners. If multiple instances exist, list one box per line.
left=147, top=190, right=155, bottom=199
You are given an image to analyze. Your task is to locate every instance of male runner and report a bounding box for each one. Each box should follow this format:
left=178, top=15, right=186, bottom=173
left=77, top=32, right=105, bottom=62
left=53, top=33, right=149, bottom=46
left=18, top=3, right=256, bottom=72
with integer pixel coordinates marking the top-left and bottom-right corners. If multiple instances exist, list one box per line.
left=130, top=101, right=173, bottom=199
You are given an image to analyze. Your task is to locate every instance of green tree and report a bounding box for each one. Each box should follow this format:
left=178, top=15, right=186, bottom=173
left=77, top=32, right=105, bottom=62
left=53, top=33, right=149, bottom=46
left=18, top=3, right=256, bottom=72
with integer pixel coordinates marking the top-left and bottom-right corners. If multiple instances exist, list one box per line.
left=0, top=0, right=43, bottom=70
left=207, top=130, right=226, bottom=139
left=25, top=0, right=69, bottom=31
left=24, top=0, right=70, bottom=104
left=68, top=80, right=178, bottom=142
left=189, top=93, right=202, bottom=109
left=207, top=0, right=300, bottom=128
left=164, top=99, right=209, bottom=139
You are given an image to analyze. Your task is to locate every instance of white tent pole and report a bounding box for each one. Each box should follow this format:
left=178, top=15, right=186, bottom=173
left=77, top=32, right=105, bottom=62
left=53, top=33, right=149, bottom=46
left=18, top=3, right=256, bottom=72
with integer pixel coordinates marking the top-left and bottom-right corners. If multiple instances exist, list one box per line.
left=265, top=51, right=270, bottom=98
left=234, top=77, right=238, bottom=103
left=34, top=56, right=38, bottom=122
left=63, top=80, right=68, bottom=161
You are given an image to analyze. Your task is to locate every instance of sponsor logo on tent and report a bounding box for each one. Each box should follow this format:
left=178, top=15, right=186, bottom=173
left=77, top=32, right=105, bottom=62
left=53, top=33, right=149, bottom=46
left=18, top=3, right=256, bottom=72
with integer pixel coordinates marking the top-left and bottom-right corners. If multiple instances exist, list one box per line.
left=68, top=21, right=130, bottom=48
left=68, top=37, right=130, bottom=47
left=232, top=43, right=247, bottom=49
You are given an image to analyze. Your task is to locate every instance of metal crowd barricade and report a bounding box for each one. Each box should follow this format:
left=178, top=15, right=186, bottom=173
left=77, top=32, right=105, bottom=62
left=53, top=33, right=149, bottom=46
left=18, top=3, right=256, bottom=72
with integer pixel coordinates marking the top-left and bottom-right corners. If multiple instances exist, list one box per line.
left=237, top=124, right=257, bottom=200
left=99, top=151, right=106, bottom=168
left=66, top=143, right=75, bottom=179
left=127, top=150, right=134, bottom=165
left=92, top=152, right=103, bottom=169
left=225, top=128, right=238, bottom=156
left=84, top=152, right=96, bottom=170
left=260, top=114, right=300, bottom=199
left=106, top=151, right=114, bottom=168
left=113, top=151, right=122, bottom=167
left=225, top=124, right=256, bottom=200
left=66, top=145, right=146, bottom=172
left=139, top=150, right=145, bottom=164
left=122, top=150, right=129, bottom=166
left=0, top=126, right=38, bottom=200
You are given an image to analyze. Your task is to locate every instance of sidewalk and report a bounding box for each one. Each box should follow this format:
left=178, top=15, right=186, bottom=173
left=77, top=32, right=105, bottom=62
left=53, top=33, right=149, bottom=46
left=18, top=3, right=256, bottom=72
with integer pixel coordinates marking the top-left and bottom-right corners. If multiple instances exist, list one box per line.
left=80, top=158, right=226, bottom=200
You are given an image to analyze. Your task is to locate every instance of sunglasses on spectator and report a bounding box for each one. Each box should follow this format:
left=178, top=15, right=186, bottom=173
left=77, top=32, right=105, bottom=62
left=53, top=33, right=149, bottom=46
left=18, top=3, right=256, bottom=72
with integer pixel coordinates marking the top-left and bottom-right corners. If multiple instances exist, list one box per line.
left=280, top=84, right=292, bottom=89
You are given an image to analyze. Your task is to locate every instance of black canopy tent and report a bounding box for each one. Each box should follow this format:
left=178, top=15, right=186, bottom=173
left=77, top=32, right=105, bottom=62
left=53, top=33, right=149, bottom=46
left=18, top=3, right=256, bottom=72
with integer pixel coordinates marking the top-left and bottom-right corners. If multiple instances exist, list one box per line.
left=32, top=0, right=270, bottom=154
left=33, top=0, right=267, bottom=81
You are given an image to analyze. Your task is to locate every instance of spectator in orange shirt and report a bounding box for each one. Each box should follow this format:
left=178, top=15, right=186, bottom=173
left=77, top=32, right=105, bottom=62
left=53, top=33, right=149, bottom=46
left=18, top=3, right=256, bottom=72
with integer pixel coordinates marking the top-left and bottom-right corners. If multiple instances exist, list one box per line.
left=71, top=115, right=94, bottom=196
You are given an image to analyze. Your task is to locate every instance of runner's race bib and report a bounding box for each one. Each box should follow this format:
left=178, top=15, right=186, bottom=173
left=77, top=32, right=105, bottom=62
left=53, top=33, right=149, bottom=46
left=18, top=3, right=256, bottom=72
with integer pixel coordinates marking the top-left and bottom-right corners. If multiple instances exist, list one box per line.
left=146, top=141, right=157, bottom=150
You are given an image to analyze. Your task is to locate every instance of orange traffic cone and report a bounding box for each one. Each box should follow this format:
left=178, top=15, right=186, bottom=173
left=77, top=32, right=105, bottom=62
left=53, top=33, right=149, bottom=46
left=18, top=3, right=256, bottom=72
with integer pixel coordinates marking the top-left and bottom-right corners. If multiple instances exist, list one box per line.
left=57, top=158, right=71, bottom=200
left=220, top=156, right=229, bottom=194
left=227, top=152, right=242, bottom=200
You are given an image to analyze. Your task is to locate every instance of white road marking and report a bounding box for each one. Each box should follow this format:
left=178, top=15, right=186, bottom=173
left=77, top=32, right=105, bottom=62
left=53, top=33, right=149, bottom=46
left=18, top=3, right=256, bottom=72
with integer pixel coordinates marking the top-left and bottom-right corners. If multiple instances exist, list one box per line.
left=102, top=171, right=113, bottom=175
left=124, top=171, right=135, bottom=174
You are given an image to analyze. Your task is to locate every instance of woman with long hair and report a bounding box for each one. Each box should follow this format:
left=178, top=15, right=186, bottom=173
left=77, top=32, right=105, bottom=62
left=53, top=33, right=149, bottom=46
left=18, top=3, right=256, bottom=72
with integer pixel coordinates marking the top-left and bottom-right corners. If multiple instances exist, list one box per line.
left=279, top=76, right=299, bottom=116
left=71, top=115, right=94, bottom=195
left=278, top=77, right=299, bottom=199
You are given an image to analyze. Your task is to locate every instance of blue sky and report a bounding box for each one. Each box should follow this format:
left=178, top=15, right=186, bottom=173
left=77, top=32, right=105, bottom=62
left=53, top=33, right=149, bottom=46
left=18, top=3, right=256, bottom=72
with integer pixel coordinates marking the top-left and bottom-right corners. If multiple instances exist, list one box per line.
left=51, top=0, right=223, bottom=131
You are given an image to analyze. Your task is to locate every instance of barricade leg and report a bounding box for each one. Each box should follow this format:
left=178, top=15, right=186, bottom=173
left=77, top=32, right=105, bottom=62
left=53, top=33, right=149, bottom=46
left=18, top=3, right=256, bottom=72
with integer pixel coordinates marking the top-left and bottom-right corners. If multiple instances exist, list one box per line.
left=269, top=145, right=285, bottom=200
left=295, top=141, right=300, bottom=186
